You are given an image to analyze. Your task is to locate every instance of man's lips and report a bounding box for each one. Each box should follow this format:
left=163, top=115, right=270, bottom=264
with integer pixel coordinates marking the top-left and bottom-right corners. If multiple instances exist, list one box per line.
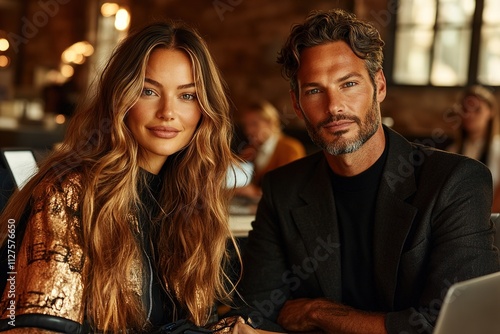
left=323, top=119, right=355, bottom=132
left=148, top=126, right=180, bottom=139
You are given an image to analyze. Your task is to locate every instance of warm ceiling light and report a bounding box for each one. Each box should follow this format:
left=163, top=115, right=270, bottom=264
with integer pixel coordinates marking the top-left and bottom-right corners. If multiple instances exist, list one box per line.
left=71, top=41, right=88, bottom=55
left=101, top=2, right=119, bottom=17
left=72, top=53, right=86, bottom=65
left=82, top=43, right=94, bottom=57
left=114, top=8, right=130, bottom=31
left=0, top=38, right=9, bottom=51
left=61, top=64, right=74, bottom=78
left=71, top=41, right=94, bottom=56
left=62, top=41, right=94, bottom=64
left=55, top=114, right=66, bottom=124
left=0, top=55, right=9, bottom=67
left=62, top=49, right=77, bottom=63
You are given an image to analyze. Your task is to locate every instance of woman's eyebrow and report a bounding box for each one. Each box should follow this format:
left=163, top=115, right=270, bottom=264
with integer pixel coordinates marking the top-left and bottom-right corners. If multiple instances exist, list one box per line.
left=177, top=83, right=195, bottom=90
left=144, top=77, right=162, bottom=88
left=144, top=78, right=195, bottom=90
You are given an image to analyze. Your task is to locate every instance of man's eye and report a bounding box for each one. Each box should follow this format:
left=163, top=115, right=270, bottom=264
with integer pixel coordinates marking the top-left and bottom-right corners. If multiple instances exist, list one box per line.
left=305, top=88, right=321, bottom=95
left=344, top=82, right=356, bottom=88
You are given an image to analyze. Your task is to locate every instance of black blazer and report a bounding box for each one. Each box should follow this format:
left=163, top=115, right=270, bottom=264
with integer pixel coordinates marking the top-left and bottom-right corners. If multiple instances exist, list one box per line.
left=238, top=127, right=500, bottom=334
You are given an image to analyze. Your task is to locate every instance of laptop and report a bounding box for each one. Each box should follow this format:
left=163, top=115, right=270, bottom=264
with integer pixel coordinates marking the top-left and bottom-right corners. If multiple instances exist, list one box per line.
left=0, top=148, right=39, bottom=190
left=433, top=271, right=500, bottom=334
left=226, top=161, right=254, bottom=189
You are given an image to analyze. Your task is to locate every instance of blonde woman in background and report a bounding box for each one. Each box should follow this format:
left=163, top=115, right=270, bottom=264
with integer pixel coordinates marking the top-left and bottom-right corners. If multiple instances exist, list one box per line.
left=236, top=100, right=306, bottom=199
left=0, top=21, right=271, bottom=334
left=446, top=85, right=500, bottom=212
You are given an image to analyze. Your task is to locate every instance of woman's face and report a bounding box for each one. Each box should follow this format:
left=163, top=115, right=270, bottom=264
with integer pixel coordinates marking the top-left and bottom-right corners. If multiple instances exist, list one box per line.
left=461, top=95, right=492, bottom=135
left=126, top=48, right=202, bottom=174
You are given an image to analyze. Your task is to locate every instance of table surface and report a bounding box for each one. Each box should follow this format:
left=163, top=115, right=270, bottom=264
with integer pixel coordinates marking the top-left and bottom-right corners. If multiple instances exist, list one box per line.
left=229, top=214, right=254, bottom=238
left=228, top=196, right=257, bottom=237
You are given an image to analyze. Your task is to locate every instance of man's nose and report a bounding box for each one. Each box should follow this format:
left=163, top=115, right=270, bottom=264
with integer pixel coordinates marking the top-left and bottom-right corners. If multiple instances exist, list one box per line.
left=326, top=90, right=343, bottom=115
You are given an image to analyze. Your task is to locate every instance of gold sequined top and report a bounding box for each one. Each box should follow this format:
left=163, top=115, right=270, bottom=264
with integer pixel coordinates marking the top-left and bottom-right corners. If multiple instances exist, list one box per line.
left=0, top=174, right=88, bottom=323
left=0, top=173, right=245, bottom=333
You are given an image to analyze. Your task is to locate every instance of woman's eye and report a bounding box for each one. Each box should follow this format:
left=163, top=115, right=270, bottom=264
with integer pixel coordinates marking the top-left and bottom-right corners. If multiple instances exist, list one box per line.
left=142, top=88, right=157, bottom=97
left=181, top=93, right=197, bottom=101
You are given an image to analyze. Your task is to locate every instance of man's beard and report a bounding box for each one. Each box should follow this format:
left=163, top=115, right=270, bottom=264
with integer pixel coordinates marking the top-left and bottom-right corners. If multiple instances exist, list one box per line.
left=303, top=95, right=380, bottom=156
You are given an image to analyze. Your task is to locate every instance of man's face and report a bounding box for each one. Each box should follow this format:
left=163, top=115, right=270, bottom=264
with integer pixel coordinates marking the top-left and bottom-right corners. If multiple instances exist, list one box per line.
left=241, top=111, right=274, bottom=147
left=291, top=41, right=386, bottom=156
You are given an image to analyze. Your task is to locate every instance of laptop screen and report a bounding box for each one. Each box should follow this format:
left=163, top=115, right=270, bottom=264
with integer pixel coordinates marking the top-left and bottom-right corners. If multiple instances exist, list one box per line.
left=226, top=161, right=254, bottom=188
left=0, top=149, right=39, bottom=190
left=434, top=271, right=500, bottom=333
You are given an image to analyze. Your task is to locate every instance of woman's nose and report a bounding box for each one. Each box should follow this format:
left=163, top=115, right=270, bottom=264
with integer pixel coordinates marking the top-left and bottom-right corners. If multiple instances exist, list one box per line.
left=157, top=98, right=175, bottom=120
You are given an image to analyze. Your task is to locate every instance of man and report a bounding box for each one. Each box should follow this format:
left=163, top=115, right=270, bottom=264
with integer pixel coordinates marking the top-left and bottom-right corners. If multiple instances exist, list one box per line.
left=236, top=9, right=500, bottom=334
left=235, top=100, right=306, bottom=199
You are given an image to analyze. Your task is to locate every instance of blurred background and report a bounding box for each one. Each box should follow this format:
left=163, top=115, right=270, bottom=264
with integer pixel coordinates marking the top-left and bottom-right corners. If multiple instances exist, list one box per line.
left=0, top=0, right=499, bottom=156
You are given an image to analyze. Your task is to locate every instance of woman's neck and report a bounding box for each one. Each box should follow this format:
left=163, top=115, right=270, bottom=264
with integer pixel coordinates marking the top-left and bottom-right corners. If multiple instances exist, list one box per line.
left=467, top=129, right=487, bottom=142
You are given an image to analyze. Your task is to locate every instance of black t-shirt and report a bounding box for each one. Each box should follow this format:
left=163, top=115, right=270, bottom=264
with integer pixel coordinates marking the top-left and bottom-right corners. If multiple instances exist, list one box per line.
left=138, top=169, right=183, bottom=328
left=329, top=138, right=389, bottom=311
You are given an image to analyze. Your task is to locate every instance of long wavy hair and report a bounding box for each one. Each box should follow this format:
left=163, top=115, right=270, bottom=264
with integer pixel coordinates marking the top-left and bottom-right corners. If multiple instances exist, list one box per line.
left=277, top=8, right=385, bottom=96
left=0, top=21, right=237, bottom=332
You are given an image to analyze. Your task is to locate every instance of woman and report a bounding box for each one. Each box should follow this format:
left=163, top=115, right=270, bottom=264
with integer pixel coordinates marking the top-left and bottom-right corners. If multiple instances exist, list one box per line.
left=235, top=100, right=305, bottom=199
left=446, top=85, right=500, bottom=211
left=0, top=22, right=266, bottom=333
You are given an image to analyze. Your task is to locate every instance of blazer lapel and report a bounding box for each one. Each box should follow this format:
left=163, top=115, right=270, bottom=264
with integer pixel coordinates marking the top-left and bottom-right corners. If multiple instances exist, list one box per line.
left=291, top=155, right=342, bottom=300
left=373, top=128, right=419, bottom=309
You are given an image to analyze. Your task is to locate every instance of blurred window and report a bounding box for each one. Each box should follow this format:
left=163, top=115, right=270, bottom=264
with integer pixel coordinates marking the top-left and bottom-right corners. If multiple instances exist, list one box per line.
left=478, top=0, right=500, bottom=85
left=393, top=0, right=500, bottom=86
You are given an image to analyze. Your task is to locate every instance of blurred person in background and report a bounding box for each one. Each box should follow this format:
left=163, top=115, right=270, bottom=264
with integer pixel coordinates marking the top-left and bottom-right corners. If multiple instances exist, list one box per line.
left=446, top=85, right=500, bottom=212
left=235, top=100, right=306, bottom=199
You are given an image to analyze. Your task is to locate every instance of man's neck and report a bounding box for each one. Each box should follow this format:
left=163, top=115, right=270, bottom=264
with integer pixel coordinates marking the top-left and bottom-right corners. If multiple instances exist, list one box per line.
left=324, top=126, right=386, bottom=177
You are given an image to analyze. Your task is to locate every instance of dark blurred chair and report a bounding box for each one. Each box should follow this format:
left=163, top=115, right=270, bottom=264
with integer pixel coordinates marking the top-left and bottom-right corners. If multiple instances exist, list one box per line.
left=491, top=213, right=500, bottom=252
left=0, top=166, right=15, bottom=213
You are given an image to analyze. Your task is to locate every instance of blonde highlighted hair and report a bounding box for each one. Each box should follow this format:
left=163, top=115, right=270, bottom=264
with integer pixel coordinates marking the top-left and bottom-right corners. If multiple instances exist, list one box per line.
left=243, top=100, right=282, bottom=134
left=0, top=21, right=237, bottom=332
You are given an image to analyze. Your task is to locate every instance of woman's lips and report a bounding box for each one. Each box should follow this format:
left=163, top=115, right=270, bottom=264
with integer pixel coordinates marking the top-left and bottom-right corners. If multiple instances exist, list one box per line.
left=148, top=126, right=180, bottom=139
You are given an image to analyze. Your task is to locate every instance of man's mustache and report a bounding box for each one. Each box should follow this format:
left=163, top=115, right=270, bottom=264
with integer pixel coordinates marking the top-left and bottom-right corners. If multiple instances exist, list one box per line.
left=317, top=114, right=361, bottom=129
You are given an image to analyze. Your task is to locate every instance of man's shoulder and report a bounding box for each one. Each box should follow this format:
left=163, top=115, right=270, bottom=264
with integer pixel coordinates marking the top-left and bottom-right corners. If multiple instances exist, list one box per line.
left=387, top=127, right=487, bottom=169
left=412, top=140, right=488, bottom=169
left=403, top=140, right=492, bottom=188
left=384, top=128, right=491, bottom=190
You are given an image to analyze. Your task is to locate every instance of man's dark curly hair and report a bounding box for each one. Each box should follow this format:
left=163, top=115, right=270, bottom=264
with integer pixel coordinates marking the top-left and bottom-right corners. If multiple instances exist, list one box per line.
left=277, top=9, right=385, bottom=96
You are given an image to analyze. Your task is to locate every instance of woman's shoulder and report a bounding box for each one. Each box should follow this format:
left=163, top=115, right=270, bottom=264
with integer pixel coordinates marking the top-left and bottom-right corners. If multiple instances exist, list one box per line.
left=32, top=171, right=84, bottom=210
